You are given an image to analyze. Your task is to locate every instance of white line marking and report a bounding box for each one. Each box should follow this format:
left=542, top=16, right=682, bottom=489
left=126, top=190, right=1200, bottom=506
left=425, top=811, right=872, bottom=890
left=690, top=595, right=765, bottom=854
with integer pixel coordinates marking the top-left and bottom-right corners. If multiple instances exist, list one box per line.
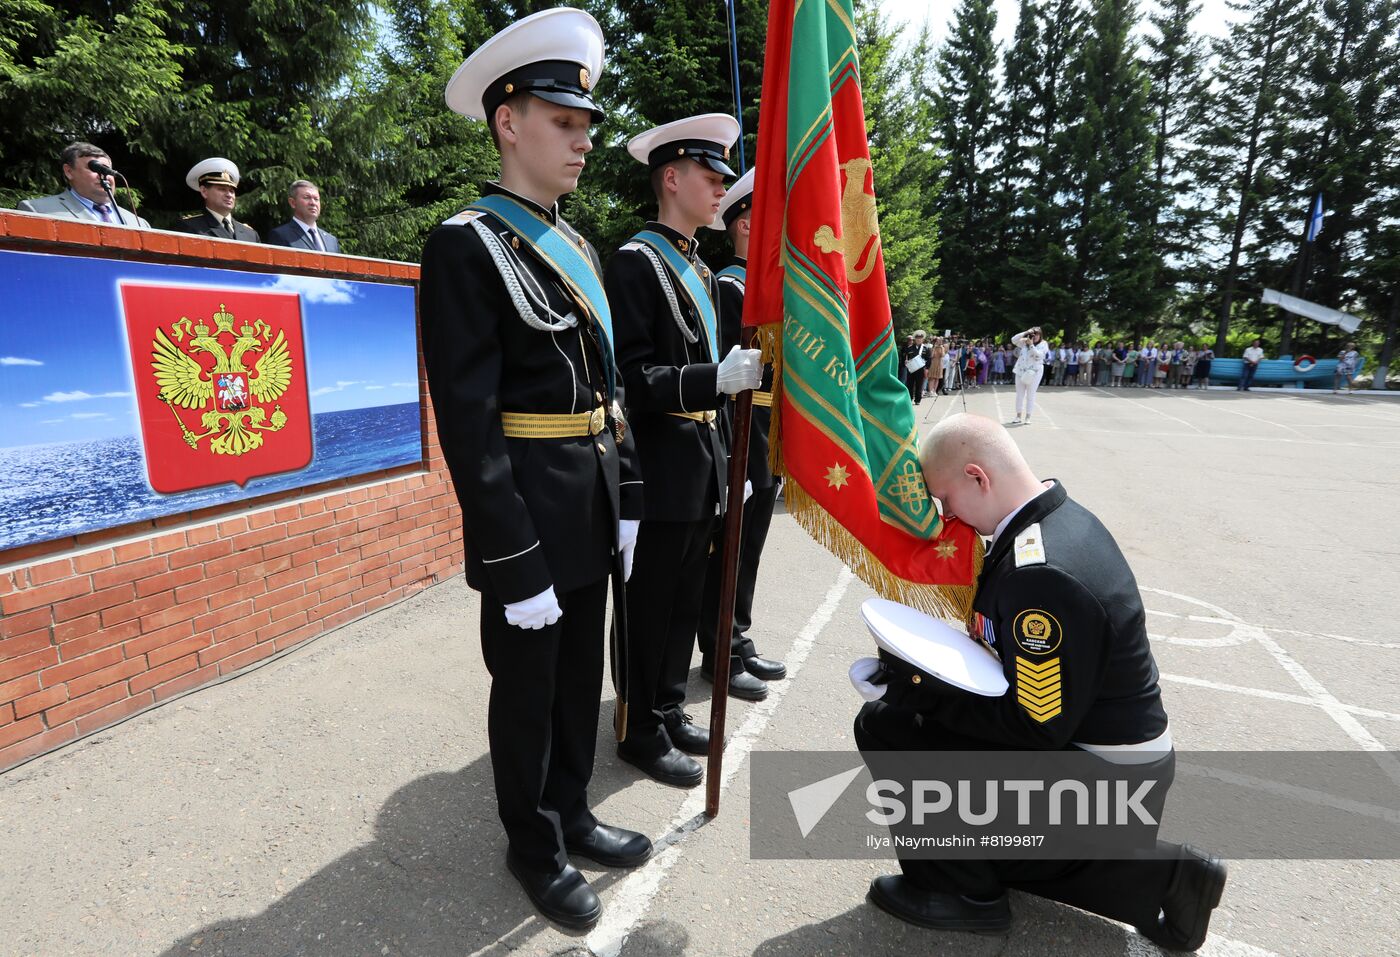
left=1091, top=386, right=1204, bottom=433
left=586, top=568, right=856, bottom=957
left=1157, top=673, right=1400, bottom=724
left=1176, top=395, right=1306, bottom=438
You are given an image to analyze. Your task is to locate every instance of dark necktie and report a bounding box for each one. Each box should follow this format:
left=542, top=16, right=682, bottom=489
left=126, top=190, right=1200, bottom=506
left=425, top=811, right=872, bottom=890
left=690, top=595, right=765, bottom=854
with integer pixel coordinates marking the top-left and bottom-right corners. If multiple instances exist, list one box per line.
left=94, top=204, right=114, bottom=224
left=223, top=217, right=235, bottom=238
left=308, top=227, right=324, bottom=251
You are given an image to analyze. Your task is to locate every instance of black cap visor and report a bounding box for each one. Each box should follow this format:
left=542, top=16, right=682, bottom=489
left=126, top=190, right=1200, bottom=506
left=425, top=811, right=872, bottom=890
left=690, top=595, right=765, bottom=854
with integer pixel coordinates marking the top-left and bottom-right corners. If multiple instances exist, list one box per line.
left=484, top=60, right=604, bottom=124
left=648, top=139, right=736, bottom=178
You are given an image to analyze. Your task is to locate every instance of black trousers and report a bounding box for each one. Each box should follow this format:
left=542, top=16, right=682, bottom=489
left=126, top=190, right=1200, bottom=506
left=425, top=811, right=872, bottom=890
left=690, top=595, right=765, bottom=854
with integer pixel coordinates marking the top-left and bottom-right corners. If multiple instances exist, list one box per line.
left=623, top=517, right=716, bottom=758
left=699, top=481, right=779, bottom=670
left=854, top=699, right=1181, bottom=929
left=907, top=369, right=924, bottom=403
left=480, top=577, right=607, bottom=872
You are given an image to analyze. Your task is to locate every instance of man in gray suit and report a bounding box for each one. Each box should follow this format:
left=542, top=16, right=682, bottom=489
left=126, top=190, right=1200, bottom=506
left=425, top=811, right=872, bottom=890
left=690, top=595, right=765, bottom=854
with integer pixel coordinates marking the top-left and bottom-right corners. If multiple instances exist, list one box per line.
left=265, top=180, right=340, bottom=253
left=17, top=142, right=149, bottom=228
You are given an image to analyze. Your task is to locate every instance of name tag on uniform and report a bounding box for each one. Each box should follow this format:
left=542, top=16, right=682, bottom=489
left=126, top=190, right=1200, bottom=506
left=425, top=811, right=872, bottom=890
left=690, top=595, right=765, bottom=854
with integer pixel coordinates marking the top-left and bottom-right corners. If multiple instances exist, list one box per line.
left=1014, top=523, right=1046, bottom=568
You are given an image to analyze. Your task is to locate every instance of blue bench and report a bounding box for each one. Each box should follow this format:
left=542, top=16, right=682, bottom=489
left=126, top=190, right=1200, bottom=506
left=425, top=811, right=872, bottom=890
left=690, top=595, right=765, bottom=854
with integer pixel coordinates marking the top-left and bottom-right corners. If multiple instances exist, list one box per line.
left=1206, top=356, right=1364, bottom=389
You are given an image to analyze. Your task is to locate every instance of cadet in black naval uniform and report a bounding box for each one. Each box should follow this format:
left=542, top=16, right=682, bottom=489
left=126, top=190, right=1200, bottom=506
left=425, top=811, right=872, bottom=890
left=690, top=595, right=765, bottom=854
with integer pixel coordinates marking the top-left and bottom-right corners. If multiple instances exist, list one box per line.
left=606, top=114, right=763, bottom=788
left=855, top=412, right=1227, bottom=952
left=697, top=167, right=787, bottom=702
left=418, top=8, right=650, bottom=930
left=174, top=158, right=260, bottom=242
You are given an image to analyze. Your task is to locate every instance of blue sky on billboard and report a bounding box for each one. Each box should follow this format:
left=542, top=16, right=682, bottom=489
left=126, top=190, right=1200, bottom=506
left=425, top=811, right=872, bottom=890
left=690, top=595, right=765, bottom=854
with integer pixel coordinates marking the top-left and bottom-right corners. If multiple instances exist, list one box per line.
left=0, top=251, right=418, bottom=450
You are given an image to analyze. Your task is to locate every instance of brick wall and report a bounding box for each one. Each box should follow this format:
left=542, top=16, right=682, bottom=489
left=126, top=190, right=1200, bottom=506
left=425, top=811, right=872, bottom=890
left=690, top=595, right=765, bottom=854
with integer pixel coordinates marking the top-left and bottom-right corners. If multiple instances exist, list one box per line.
left=0, top=211, right=463, bottom=772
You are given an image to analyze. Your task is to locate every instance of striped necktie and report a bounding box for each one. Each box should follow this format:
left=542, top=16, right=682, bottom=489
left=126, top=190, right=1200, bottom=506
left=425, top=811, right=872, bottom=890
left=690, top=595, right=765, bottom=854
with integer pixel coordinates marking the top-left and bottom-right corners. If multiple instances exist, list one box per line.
left=308, top=227, right=325, bottom=251
left=94, top=204, right=114, bottom=224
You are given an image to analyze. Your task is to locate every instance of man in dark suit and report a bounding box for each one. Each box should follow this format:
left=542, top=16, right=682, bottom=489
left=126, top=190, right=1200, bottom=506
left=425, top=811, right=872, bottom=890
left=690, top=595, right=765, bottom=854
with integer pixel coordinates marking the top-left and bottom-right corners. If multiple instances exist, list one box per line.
left=697, top=166, right=786, bottom=703
left=419, top=8, right=651, bottom=931
left=265, top=180, right=340, bottom=252
left=174, top=157, right=259, bottom=242
left=855, top=412, right=1227, bottom=952
left=606, top=113, right=762, bottom=789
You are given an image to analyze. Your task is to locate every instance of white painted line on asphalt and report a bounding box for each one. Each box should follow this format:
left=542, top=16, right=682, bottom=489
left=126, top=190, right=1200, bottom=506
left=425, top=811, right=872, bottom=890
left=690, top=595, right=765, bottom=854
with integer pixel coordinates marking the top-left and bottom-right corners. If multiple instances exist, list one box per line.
left=585, top=567, right=857, bottom=957
left=1157, top=673, right=1400, bottom=724
left=1175, top=395, right=1306, bottom=438
left=1090, top=387, right=1204, bottom=433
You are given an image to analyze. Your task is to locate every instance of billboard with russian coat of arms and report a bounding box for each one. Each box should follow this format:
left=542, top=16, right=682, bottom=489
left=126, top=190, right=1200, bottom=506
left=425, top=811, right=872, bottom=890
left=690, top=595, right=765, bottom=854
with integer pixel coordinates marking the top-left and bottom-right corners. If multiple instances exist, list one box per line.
left=0, top=249, right=421, bottom=551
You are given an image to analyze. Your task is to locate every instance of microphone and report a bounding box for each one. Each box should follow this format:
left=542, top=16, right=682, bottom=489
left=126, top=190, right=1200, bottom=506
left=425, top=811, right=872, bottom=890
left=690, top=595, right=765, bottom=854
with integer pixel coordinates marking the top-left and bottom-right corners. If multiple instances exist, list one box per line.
left=88, top=159, right=118, bottom=176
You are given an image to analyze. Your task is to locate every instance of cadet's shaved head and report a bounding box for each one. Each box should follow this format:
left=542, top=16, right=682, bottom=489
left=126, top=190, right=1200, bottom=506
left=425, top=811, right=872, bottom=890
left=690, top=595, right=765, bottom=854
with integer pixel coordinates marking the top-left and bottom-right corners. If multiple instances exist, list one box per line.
left=919, top=413, right=1044, bottom=536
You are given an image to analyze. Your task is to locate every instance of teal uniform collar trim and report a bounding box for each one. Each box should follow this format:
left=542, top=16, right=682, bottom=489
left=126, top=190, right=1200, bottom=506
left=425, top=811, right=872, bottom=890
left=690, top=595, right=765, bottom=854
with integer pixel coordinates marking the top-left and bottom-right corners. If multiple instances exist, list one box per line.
left=469, top=192, right=616, bottom=398
left=632, top=229, right=718, bottom=362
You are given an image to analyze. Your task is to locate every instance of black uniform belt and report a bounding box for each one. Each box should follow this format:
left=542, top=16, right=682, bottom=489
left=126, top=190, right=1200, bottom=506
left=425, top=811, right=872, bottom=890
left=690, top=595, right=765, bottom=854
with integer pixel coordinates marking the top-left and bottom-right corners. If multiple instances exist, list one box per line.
left=668, top=410, right=718, bottom=425
left=751, top=390, right=773, bottom=408
left=500, top=406, right=608, bottom=438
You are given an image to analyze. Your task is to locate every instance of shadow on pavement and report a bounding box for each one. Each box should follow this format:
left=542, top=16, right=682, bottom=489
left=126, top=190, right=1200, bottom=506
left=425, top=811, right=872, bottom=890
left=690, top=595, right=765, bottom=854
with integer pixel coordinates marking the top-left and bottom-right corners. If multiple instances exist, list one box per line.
left=157, top=751, right=646, bottom=957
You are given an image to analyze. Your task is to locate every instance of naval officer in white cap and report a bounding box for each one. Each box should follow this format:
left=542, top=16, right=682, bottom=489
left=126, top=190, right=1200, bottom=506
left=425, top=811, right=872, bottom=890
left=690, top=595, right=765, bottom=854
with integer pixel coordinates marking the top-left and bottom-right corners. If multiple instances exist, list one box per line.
left=175, top=158, right=259, bottom=242
left=419, top=7, right=650, bottom=930
left=605, top=114, right=763, bottom=788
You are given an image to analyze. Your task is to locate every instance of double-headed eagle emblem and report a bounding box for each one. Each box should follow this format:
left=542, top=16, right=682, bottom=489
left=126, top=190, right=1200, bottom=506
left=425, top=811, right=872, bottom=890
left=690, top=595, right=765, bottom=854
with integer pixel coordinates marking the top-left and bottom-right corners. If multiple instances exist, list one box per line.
left=151, top=303, right=293, bottom=456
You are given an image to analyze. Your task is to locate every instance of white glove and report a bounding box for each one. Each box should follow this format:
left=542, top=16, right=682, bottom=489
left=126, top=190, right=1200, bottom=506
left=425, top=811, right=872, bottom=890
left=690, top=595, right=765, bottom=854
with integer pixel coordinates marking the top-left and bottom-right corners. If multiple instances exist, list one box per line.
left=618, top=519, right=640, bottom=583
left=849, top=657, right=888, bottom=701
left=744, top=480, right=753, bottom=504
left=716, top=344, right=763, bottom=395
left=504, top=586, right=562, bottom=630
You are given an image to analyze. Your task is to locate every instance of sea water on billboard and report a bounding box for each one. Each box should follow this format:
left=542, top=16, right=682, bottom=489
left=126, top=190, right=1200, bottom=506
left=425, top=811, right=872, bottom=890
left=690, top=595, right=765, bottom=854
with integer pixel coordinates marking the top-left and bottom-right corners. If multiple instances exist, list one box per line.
left=0, top=249, right=422, bottom=551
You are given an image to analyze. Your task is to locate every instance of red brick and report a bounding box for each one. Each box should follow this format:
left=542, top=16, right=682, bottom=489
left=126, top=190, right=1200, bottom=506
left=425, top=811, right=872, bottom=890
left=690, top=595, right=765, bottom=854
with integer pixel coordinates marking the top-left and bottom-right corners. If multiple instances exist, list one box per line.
left=287, top=512, right=335, bottom=537
left=209, top=608, right=270, bottom=646
left=216, top=516, right=249, bottom=536
left=146, top=633, right=212, bottom=669
left=5, top=213, right=58, bottom=242
left=52, top=583, right=135, bottom=623
left=0, top=629, right=52, bottom=660
left=262, top=532, right=315, bottom=561
left=185, top=523, right=218, bottom=546
left=151, top=532, right=187, bottom=555
left=75, top=690, right=154, bottom=735
left=315, top=551, right=361, bottom=576
left=65, top=656, right=146, bottom=699
left=13, top=685, right=67, bottom=719
left=0, top=723, right=78, bottom=771
left=239, top=554, right=292, bottom=584
left=258, top=613, right=306, bottom=642
left=0, top=674, right=41, bottom=706
left=101, top=588, right=176, bottom=627
left=317, top=577, right=360, bottom=604
left=43, top=683, right=128, bottom=727
left=97, top=221, right=142, bottom=250
left=54, top=218, right=100, bottom=245
left=175, top=570, right=237, bottom=604
left=57, top=621, right=138, bottom=661
left=120, top=621, right=195, bottom=660
left=26, top=558, right=75, bottom=586
left=0, top=714, right=45, bottom=750
left=140, top=229, right=182, bottom=254
left=113, top=539, right=155, bottom=563
left=273, top=622, right=320, bottom=651
left=304, top=497, right=332, bottom=514
left=266, top=591, right=318, bottom=621
left=206, top=580, right=266, bottom=611
left=138, top=599, right=205, bottom=632
left=72, top=550, right=117, bottom=574
left=133, top=564, right=204, bottom=599
left=152, top=663, right=218, bottom=703
left=252, top=582, right=306, bottom=613
left=51, top=612, right=101, bottom=644
left=199, top=631, right=257, bottom=667
left=128, top=653, right=199, bottom=694
left=0, top=605, right=52, bottom=640
left=230, top=524, right=282, bottom=552
left=247, top=509, right=280, bottom=530
left=318, top=594, right=353, bottom=619
left=193, top=600, right=253, bottom=633
left=217, top=641, right=277, bottom=675
left=273, top=504, right=301, bottom=523
left=1, top=575, right=92, bottom=615
left=92, top=555, right=167, bottom=591
left=0, top=647, right=59, bottom=685
left=167, top=539, right=233, bottom=570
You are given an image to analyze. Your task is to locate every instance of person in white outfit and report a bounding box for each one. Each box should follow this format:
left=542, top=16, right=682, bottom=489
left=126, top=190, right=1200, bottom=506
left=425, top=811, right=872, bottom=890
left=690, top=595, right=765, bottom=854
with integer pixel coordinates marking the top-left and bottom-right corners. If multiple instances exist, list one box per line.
left=1010, top=326, right=1049, bottom=424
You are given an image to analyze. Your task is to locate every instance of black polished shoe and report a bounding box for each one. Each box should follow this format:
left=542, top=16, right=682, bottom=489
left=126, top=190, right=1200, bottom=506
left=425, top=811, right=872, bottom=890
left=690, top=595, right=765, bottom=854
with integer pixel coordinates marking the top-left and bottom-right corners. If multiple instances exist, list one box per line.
left=665, top=712, right=710, bottom=756
left=565, top=823, right=653, bottom=868
left=743, top=655, right=787, bottom=681
left=867, top=875, right=1011, bottom=935
left=505, top=849, right=601, bottom=929
left=617, top=744, right=703, bottom=788
left=1136, top=845, right=1227, bottom=952
left=700, top=662, right=769, bottom=702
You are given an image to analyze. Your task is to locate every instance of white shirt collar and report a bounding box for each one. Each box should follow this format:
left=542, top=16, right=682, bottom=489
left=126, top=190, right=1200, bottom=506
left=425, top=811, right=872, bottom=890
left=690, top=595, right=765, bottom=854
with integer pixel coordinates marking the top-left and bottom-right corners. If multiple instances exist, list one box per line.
left=992, top=481, right=1054, bottom=547
left=293, top=217, right=319, bottom=233
left=206, top=207, right=232, bottom=223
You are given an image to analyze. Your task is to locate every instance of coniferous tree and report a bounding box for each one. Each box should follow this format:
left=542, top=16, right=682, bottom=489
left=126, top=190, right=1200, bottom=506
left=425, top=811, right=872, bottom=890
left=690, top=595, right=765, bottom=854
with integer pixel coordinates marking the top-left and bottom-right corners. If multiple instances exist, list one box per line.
left=932, top=0, right=1001, bottom=334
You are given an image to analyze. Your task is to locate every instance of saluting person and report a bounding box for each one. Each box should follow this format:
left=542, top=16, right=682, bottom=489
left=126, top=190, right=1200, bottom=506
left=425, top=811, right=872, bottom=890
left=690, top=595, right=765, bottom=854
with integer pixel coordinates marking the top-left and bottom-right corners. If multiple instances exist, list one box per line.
left=697, top=167, right=787, bottom=703
left=606, top=114, right=762, bottom=788
left=419, top=8, right=650, bottom=930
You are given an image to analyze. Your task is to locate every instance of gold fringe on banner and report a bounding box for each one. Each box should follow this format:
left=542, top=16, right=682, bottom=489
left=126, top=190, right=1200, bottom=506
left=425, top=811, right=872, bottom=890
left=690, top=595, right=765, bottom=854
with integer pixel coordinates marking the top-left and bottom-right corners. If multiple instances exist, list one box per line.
left=756, top=321, right=786, bottom=477
left=782, top=477, right=983, bottom=623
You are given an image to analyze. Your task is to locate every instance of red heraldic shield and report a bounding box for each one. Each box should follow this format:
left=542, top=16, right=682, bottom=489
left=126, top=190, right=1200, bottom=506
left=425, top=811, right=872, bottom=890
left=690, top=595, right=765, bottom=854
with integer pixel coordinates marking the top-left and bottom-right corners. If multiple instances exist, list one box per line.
left=120, top=283, right=313, bottom=493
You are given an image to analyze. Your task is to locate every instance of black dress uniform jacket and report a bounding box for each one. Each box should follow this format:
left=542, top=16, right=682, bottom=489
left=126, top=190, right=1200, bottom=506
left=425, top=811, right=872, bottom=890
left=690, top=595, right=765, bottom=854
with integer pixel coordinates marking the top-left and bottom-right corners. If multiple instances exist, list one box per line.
left=715, top=257, right=773, bottom=490
left=420, top=184, right=644, bottom=604
left=606, top=222, right=729, bottom=521
left=174, top=209, right=261, bottom=243
left=879, top=481, right=1168, bottom=748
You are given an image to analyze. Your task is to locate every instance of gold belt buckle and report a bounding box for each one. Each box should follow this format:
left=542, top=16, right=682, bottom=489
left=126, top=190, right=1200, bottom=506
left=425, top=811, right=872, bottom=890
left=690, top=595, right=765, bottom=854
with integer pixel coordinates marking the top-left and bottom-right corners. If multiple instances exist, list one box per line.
left=704, top=410, right=717, bottom=430
left=588, top=405, right=607, bottom=436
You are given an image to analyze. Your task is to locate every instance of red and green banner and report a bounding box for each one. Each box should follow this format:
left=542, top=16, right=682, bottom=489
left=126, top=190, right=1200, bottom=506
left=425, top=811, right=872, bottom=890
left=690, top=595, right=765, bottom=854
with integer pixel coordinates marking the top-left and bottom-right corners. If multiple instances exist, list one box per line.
left=746, top=0, right=982, bottom=619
